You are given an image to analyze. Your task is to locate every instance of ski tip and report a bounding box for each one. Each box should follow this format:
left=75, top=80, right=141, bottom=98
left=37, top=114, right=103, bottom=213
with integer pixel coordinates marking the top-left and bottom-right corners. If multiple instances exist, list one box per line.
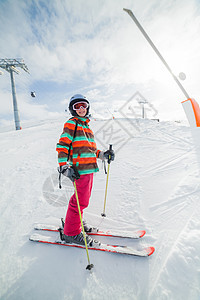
left=146, top=246, right=155, bottom=256
left=138, top=230, right=146, bottom=238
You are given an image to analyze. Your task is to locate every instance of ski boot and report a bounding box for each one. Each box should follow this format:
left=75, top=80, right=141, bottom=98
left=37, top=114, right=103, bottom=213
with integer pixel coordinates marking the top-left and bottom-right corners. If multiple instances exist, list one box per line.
left=61, top=218, right=99, bottom=234
left=59, top=228, right=100, bottom=247
left=83, top=220, right=99, bottom=233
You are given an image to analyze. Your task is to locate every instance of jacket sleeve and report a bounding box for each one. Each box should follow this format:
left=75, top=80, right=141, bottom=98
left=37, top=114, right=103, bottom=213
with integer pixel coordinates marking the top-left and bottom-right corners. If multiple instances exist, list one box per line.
left=56, top=120, right=76, bottom=166
left=96, top=149, right=101, bottom=158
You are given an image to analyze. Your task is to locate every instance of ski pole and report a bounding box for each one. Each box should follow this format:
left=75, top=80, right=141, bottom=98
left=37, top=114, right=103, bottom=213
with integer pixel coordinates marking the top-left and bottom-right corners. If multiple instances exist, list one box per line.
left=101, top=144, right=112, bottom=217
left=123, top=8, right=190, bottom=99
left=74, top=181, right=94, bottom=270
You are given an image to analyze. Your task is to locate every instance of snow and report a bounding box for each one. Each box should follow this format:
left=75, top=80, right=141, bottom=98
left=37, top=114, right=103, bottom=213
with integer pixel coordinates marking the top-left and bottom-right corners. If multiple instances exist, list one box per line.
left=0, top=117, right=200, bottom=299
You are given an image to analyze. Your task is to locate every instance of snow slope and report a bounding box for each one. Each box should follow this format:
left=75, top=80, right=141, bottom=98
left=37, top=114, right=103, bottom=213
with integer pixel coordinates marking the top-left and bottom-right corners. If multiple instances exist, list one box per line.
left=0, top=117, right=200, bottom=300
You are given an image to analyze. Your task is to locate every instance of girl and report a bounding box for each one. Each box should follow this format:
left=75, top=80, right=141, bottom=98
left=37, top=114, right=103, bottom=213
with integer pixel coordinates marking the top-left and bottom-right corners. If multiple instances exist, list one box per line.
left=56, top=94, right=115, bottom=246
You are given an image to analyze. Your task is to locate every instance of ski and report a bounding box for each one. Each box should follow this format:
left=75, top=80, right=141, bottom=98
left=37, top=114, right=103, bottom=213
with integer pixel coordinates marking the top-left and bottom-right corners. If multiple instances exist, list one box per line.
left=34, top=223, right=146, bottom=239
left=29, top=233, right=155, bottom=257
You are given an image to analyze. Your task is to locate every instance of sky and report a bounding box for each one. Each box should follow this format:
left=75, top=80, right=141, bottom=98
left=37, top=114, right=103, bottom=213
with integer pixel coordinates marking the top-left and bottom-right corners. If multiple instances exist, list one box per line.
left=1, top=0, right=200, bottom=128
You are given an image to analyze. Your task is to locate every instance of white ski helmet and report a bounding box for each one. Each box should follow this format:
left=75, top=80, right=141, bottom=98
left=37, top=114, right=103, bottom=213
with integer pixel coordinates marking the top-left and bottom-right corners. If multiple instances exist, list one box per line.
left=69, top=94, right=90, bottom=116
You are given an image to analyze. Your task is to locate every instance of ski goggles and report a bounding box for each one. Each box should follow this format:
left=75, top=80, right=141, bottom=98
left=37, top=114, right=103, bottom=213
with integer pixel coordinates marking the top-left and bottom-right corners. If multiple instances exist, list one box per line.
left=73, top=101, right=89, bottom=110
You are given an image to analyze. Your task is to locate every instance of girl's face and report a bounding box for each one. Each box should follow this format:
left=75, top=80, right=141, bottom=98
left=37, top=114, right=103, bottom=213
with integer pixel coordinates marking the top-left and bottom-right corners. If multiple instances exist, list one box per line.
left=73, top=101, right=88, bottom=117
left=76, top=107, right=87, bottom=117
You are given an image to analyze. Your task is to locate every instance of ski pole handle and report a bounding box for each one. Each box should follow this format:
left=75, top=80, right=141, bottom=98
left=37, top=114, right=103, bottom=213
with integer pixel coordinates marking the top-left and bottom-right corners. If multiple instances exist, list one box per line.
left=108, top=144, right=112, bottom=164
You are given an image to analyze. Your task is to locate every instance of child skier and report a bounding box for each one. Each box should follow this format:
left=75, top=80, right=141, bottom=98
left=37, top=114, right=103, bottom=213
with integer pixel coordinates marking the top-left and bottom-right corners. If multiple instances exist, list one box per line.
left=56, top=94, right=115, bottom=246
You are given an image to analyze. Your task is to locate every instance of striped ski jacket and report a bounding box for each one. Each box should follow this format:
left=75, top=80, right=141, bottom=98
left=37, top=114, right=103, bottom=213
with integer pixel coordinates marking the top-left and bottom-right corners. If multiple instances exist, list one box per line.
left=56, top=117, right=100, bottom=175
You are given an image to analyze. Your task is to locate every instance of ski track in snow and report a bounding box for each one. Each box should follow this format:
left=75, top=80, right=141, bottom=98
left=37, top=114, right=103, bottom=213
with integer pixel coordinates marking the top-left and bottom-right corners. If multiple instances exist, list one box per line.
left=0, top=118, right=200, bottom=300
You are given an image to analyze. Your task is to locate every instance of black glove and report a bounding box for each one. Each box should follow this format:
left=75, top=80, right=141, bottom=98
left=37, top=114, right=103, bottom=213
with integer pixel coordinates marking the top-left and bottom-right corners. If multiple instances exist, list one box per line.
left=58, top=165, right=80, bottom=183
left=103, top=149, right=115, bottom=163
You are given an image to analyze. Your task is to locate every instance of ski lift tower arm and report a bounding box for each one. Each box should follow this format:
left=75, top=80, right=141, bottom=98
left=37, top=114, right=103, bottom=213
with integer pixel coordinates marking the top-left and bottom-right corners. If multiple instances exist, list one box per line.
left=123, top=8, right=190, bottom=99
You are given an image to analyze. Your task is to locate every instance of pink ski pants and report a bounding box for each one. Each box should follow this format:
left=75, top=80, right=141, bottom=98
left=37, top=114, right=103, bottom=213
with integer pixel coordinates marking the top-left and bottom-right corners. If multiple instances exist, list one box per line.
left=64, top=173, right=94, bottom=236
